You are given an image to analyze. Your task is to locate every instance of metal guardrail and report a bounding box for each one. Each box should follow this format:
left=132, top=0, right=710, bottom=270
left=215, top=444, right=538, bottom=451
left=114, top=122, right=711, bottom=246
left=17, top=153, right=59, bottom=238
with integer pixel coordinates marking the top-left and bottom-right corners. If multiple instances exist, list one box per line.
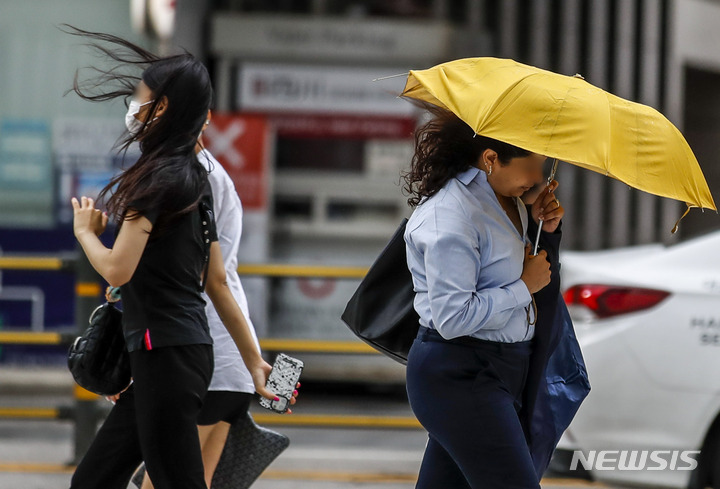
left=0, top=407, right=69, bottom=420
left=237, top=263, right=368, bottom=279
left=260, top=338, right=376, bottom=354
left=0, top=332, right=378, bottom=354
left=0, top=256, right=71, bottom=271
left=0, top=406, right=419, bottom=430
left=0, top=254, right=422, bottom=466
left=0, top=256, right=369, bottom=278
left=0, top=255, right=373, bottom=353
left=0, top=331, right=70, bottom=345
left=0, top=255, right=374, bottom=354
left=253, top=413, right=420, bottom=429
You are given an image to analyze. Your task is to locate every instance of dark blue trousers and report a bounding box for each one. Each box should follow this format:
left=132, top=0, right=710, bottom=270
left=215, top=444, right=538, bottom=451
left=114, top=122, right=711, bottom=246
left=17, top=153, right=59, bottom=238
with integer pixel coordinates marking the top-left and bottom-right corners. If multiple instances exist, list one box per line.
left=406, top=328, right=540, bottom=489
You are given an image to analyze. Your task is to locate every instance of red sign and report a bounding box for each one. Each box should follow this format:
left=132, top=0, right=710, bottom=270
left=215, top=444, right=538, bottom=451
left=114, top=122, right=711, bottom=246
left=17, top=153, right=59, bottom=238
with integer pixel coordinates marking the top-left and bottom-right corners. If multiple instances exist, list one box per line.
left=203, top=114, right=269, bottom=211
left=267, top=114, right=415, bottom=140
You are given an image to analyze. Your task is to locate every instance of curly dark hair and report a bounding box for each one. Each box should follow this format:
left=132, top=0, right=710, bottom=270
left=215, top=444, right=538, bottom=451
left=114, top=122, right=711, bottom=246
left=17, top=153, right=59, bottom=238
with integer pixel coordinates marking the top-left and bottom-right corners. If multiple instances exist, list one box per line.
left=403, top=108, right=530, bottom=207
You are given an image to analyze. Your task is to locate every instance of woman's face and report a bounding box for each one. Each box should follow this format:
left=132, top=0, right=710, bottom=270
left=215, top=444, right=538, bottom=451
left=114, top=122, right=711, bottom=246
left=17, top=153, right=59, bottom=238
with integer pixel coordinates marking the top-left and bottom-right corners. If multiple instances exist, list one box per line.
left=481, top=150, right=546, bottom=198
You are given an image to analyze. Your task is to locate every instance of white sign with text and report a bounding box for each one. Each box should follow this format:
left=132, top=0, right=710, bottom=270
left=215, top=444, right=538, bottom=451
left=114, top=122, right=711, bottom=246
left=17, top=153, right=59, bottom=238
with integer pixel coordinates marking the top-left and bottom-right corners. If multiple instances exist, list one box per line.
left=237, top=63, right=414, bottom=116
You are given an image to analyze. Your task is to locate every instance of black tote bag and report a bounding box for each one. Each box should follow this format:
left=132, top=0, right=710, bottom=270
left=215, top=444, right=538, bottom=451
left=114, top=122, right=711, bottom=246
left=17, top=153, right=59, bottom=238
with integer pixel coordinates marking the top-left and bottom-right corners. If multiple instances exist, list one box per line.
left=341, top=219, right=419, bottom=365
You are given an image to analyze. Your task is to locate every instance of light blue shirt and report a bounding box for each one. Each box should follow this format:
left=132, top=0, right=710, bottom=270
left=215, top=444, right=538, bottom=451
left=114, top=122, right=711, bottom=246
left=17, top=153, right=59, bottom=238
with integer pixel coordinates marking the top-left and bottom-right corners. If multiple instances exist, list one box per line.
left=404, top=166, right=535, bottom=343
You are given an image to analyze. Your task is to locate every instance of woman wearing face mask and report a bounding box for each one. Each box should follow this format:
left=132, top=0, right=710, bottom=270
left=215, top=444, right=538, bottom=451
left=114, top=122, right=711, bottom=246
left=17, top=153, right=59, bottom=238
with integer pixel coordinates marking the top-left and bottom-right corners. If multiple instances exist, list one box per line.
left=64, top=27, right=286, bottom=489
left=403, top=109, right=564, bottom=488
left=130, top=121, right=298, bottom=489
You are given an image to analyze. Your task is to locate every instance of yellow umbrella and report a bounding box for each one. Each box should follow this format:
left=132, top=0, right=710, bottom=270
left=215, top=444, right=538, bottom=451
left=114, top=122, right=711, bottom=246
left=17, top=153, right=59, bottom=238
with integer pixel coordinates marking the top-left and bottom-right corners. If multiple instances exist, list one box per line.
left=401, top=57, right=716, bottom=213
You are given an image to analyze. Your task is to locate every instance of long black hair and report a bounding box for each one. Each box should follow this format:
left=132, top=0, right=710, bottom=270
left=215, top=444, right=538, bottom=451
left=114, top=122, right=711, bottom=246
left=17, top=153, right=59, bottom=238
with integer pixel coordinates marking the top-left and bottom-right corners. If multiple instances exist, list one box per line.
left=64, top=25, right=213, bottom=232
left=403, top=107, right=530, bottom=207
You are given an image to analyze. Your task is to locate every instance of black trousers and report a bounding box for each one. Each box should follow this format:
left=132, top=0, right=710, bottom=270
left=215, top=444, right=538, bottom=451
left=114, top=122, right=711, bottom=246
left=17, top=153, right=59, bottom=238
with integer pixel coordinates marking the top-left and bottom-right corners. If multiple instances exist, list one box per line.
left=70, top=344, right=213, bottom=489
left=406, top=328, right=540, bottom=489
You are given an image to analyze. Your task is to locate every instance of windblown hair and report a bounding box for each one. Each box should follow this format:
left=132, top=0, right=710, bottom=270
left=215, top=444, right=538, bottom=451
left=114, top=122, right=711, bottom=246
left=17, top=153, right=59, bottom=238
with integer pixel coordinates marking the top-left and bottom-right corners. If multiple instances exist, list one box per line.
left=403, top=108, right=530, bottom=207
left=63, top=25, right=213, bottom=233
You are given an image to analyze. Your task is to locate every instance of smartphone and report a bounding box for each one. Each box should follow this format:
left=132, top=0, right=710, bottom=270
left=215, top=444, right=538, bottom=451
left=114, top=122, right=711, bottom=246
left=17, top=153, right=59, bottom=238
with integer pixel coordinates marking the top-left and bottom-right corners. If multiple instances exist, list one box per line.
left=259, top=353, right=304, bottom=414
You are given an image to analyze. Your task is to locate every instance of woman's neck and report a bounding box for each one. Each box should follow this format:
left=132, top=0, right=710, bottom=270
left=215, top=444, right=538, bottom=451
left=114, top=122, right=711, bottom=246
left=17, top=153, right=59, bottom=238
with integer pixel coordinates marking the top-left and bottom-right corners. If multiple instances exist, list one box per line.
left=494, top=191, right=515, bottom=208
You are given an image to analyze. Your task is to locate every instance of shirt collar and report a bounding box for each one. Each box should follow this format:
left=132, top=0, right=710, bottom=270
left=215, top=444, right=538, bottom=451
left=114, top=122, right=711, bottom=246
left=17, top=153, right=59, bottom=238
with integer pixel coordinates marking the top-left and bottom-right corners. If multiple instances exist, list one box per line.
left=460, top=165, right=529, bottom=240
left=458, top=166, right=495, bottom=202
left=456, top=166, right=481, bottom=186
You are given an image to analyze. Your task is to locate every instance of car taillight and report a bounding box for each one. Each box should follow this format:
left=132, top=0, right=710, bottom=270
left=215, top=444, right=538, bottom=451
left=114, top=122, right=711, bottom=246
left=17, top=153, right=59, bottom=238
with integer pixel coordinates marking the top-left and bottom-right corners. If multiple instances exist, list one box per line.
left=563, top=284, right=670, bottom=319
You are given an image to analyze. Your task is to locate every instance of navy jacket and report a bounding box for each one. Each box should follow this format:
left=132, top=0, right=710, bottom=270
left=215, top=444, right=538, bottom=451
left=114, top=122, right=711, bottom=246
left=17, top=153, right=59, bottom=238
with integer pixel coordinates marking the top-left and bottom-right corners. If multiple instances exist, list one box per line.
left=522, top=217, right=591, bottom=478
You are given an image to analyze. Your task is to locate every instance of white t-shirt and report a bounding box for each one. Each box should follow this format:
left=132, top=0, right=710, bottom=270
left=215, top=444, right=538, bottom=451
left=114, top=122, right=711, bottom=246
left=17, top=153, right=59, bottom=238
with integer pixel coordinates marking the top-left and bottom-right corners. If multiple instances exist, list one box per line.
left=198, top=149, right=260, bottom=393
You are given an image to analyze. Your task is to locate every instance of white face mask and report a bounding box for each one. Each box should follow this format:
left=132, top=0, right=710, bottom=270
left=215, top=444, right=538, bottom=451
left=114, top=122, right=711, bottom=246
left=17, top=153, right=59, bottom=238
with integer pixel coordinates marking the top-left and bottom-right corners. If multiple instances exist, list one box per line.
left=125, top=99, right=155, bottom=134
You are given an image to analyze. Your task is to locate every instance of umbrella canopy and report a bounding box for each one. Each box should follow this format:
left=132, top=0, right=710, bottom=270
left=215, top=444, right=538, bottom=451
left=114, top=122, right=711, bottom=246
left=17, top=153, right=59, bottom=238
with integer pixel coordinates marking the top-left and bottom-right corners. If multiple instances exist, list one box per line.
left=401, top=57, right=716, bottom=211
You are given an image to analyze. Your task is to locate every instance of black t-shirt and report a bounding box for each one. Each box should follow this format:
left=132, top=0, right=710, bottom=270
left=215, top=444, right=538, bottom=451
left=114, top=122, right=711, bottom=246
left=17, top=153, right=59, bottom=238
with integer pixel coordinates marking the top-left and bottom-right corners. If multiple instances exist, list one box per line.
left=120, top=183, right=218, bottom=352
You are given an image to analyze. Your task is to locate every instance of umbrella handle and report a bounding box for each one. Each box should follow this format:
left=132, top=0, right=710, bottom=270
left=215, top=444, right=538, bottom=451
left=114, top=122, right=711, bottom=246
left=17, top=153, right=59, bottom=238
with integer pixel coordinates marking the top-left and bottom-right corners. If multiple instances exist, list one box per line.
left=532, top=158, right=559, bottom=256
left=532, top=220, right=544, bottom=256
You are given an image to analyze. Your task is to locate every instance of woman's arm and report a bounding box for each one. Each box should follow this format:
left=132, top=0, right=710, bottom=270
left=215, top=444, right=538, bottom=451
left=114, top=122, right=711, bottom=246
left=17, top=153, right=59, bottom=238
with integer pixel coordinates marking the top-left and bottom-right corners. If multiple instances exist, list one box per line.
left=204, top=241, right=279, bottom=402
left=418, top=217, right=532, bottom=338
left=409, top=205, right=550, bottom=339
left=72, top=196, right=150, bottom=287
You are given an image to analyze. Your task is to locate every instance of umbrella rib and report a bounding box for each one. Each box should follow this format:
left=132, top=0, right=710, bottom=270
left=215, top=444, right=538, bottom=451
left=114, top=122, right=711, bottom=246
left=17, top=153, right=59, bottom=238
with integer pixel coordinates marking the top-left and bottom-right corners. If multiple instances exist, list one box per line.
left=541, top=82, right=575, bottom=157
left=474, top=72, right=539, bottom=134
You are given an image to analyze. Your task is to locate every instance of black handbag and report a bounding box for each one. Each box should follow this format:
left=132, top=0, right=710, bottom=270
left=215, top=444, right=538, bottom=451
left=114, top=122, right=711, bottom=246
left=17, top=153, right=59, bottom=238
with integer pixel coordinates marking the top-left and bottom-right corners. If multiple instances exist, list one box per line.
left=67, top=302, right=132, bottom=396
left=341, top=219, right=419, bottom=365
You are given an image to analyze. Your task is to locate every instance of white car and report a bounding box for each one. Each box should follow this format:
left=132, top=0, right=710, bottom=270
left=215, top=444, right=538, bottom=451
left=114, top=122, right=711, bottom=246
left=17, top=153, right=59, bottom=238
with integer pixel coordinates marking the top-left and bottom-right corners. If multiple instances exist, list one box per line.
left=554, top=230, right=720, bottom=488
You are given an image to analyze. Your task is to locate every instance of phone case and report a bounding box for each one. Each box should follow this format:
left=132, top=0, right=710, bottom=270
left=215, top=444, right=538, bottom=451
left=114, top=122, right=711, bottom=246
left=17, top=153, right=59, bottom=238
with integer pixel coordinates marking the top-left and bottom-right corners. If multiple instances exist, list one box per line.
left=259, top=353, right=304, bottom=414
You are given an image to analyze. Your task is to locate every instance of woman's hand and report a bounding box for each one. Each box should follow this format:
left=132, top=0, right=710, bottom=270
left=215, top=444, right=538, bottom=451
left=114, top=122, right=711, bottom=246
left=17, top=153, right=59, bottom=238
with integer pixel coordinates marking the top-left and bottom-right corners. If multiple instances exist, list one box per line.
left=71, top=196, right=108, bottom=238
left=521, top=245, right=552, bottom=294
left=105, top=393, right=121, bottom=404
left=250, top=359, right=299, bottom=414
left=104, top=380, right=132, bottom=405
left=250, top=359, right=275, bottom=400
left=530, top=180, right=564, bottom=233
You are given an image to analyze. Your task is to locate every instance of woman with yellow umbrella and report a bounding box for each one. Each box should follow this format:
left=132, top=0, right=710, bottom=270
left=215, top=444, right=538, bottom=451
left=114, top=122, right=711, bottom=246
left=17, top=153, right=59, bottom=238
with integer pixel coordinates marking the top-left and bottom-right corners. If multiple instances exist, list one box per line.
left=399, top=57, right=714, bottom=488
left=404, top=107, right=564, bottom=488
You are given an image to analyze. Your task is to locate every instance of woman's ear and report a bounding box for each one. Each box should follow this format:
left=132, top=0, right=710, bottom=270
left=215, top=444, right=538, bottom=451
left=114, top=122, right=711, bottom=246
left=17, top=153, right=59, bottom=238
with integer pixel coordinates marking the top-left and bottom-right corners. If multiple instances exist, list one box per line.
left=200, top=110, right=212, bottom=134
left=154, top=96, right=169, bottom=118
left=481, top=149, right=498, bottom=170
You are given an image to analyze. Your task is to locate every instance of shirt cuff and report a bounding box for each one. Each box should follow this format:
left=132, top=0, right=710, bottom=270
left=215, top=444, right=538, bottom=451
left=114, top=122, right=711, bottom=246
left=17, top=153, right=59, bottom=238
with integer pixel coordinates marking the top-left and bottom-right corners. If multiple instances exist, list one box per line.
left=507, top=279, right=532, bottom=307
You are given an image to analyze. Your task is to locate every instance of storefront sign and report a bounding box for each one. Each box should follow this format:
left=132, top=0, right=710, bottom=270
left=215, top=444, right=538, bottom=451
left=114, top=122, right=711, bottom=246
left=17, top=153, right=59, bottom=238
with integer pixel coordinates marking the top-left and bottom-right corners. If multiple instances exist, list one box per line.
left=269, top=114, right=415, bottom=139
left=212, top=14, right=451, bottom=63
left=203, top=114, right=270, bottom=211
left=237, top=63, right=414, bottom=116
